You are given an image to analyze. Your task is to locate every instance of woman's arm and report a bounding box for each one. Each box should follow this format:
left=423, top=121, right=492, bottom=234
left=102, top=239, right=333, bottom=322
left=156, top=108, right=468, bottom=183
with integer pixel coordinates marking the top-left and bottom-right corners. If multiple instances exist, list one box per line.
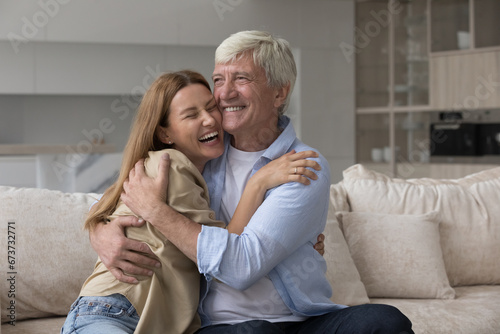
left=227, top=150, right=320, bottom=234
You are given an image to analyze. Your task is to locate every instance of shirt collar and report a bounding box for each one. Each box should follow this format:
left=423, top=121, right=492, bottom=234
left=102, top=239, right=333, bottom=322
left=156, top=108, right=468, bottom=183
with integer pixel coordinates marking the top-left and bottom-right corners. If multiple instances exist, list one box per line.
left=261, top=115, right=296, bottom=161
left=220, top=116, right=296, bottom=172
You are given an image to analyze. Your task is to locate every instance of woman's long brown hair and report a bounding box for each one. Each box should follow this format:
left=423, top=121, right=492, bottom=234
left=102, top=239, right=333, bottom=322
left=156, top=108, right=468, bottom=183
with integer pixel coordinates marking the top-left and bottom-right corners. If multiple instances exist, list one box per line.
left=84, top=70, right=211, bottom=231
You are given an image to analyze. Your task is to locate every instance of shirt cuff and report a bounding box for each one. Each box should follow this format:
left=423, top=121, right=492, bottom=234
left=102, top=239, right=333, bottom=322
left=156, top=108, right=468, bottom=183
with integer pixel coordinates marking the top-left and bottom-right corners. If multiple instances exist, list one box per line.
left=197, top=225, right=229, bottom=279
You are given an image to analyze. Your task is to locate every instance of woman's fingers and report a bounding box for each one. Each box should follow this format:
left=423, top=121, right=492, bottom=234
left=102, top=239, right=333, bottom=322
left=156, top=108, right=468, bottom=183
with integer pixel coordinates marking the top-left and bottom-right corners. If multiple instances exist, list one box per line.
left=290, top=166, right=319, bottom=180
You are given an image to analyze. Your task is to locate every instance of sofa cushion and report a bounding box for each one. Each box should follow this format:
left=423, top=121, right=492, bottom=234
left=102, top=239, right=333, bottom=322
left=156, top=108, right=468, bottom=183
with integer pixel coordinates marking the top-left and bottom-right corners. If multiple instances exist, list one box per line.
left=323, top=215, right=370, bottom=306
left=341, top=164, right=500, bottom=287
left=2, top=316, right=66, bottom=334
left=371, top=285, right=500, bottom=334
left=337, top=211, right=455, bottom=299
left=0, top=186, right=99, bottom=323
left=324, top=183, right=369, bottom=306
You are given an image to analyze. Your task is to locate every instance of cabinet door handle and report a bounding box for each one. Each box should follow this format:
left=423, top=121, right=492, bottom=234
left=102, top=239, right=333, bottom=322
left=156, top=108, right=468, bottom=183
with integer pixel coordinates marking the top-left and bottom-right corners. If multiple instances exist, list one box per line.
left=433, top=124, right=460, bottom=130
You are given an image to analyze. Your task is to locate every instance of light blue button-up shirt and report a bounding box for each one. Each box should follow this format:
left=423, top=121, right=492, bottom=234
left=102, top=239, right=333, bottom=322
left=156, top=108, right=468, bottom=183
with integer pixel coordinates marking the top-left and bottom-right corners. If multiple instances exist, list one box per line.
left=198, top=116, right=346, bottom=326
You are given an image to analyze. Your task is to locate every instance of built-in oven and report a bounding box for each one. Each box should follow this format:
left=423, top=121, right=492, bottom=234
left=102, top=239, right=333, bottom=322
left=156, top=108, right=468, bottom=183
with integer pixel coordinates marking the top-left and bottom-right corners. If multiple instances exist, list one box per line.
left=430, top=123, right=479, bottom=156
left=478, top=124, right=500, bottom=155
left=430, top=122, right=500, bottom=156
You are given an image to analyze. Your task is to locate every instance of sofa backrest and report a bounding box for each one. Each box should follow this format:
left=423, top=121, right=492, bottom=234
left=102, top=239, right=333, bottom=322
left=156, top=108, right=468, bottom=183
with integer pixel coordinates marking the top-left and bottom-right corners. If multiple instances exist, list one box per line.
left=0, top=186, right=100, bottom=323
left=335, top=164, right=500, bottom=287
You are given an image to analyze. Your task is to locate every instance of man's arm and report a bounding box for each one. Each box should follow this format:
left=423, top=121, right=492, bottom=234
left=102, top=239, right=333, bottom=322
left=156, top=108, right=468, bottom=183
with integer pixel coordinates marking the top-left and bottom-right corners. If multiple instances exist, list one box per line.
left=121, top=155, right=201, bottom=263
left=89, top=217, right=161, bottom=284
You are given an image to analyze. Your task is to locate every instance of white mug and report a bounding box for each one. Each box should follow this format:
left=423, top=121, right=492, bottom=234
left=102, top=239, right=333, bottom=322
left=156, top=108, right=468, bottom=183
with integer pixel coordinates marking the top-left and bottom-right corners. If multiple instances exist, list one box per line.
left=371, top=148, right=383, bottom=162
left=457, top=31, right=470, bottom=50
left=383, top=146, right=392, bottom=162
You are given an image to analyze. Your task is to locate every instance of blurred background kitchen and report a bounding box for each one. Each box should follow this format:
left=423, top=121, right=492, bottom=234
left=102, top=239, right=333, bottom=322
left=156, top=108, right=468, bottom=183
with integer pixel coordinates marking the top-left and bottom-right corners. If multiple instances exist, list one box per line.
left=0, top=0, right=499, bottom=193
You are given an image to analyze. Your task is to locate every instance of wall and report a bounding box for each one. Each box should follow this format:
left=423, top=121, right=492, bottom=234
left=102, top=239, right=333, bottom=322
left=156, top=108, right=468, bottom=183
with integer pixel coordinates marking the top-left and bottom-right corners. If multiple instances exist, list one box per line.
left=0, top=0, right=355, bottom=183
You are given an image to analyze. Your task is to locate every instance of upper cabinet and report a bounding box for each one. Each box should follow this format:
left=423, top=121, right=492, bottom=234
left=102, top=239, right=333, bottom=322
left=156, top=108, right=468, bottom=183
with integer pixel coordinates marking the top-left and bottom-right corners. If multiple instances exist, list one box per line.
left=355, top=0, right=429, bottom=112
left=474, top=0, right=500, bottom=49
left=393, top=0, right=429, bottom=108
left=355, top=1, right=390, bottom=109
left=356, top=0, right=500, bottom=112
left=355, top=0, right=500, bottom=177
left=431, top=0, right=500, bottom=53
left=0, top=41, right=217, bottom=95
left=429, top=0, right=500, bottom=110
left=430, top=0, right=470, bottom=52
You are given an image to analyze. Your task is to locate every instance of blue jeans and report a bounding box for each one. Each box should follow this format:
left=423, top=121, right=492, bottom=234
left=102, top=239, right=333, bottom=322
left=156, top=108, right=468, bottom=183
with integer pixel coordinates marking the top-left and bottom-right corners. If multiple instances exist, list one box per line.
left=195, top=304, right=414, bottom=334
left=60, top=294, right=140, bottom=334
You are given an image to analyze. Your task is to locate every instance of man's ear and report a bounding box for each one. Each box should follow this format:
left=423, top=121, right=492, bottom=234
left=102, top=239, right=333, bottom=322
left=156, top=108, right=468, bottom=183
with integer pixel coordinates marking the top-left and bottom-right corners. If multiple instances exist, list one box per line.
left=273, top=83, right=291, bottom=109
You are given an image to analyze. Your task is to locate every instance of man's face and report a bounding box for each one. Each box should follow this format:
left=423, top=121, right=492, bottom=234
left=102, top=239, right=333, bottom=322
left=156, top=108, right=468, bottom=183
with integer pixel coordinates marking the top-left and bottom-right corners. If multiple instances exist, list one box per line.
left=212, top=55, right=283, bottom=140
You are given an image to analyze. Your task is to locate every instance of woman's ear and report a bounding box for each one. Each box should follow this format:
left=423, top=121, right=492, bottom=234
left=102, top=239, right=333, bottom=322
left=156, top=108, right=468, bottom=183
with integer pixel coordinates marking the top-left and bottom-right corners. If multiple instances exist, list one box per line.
left=158, top=126, right=173, bottom=145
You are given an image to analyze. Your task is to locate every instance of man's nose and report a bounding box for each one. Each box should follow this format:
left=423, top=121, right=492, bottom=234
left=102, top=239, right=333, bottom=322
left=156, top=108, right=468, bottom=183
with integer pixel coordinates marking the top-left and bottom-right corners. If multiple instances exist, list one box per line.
left=216, top=81, right=237, bottom=100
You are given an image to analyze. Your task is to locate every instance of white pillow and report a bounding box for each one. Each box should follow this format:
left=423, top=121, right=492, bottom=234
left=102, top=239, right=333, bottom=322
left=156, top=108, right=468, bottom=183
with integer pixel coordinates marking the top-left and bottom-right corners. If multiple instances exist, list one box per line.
left=337, top=211, right=455, bottom=299
left=0, top=186, right=99, bottom=322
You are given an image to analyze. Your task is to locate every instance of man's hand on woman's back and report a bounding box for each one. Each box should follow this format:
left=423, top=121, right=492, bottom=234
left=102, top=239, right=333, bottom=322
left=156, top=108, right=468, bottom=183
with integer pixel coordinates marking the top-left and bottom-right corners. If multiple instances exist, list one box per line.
left=89, top=217, right=161, bottom=284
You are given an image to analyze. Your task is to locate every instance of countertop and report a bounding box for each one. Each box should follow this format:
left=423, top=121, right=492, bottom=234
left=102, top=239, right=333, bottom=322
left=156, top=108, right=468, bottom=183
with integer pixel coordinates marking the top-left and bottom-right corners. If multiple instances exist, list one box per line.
left=0, top=144, right=116, bottom=155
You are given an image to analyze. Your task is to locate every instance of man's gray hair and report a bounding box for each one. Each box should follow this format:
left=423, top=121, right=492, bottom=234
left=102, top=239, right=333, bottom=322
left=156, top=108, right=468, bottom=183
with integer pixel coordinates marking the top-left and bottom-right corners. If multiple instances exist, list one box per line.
left=215, top=30, right=297, bottom=115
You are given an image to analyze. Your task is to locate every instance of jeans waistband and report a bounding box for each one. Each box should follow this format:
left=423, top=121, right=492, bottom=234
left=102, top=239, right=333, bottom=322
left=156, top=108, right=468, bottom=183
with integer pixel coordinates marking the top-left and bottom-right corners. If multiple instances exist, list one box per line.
left=76, top=293, right=137, bottom=316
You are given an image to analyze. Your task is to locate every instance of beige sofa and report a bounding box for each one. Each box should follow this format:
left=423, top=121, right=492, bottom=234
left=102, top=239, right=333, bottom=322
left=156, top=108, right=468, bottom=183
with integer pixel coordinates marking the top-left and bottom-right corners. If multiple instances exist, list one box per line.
left=1, top=164, right=500, bottom=333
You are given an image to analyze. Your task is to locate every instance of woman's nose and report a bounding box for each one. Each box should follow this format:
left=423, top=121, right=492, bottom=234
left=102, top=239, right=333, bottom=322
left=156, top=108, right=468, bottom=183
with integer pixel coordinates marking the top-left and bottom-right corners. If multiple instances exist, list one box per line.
left=201, top=110, right=216, bottom=127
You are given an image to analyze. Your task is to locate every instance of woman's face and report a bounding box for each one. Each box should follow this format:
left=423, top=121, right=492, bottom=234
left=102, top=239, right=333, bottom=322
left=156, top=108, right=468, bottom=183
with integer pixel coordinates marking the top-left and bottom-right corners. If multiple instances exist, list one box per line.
left=160, top=83, right=224, bottom=171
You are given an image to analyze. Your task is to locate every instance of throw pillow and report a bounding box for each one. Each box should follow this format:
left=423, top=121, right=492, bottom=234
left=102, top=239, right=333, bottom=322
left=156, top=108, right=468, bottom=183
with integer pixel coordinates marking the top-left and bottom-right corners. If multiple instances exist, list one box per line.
left=337, top=211, right=455, bottom=299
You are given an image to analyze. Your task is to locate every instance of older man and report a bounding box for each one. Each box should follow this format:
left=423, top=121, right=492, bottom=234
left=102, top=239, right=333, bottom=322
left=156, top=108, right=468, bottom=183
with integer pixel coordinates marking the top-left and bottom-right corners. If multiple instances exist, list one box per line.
left=91, top=31, right=413, bottom=333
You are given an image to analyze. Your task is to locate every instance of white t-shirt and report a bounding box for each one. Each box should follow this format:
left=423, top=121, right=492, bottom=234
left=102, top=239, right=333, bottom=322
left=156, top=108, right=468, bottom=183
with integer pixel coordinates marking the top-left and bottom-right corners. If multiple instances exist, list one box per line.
left=204, top=145, right=307, bottom=325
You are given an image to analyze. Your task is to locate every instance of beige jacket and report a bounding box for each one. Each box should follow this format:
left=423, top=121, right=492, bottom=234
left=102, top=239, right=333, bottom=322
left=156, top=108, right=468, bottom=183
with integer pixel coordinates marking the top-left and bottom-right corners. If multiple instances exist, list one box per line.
left=80, top=149, right=225, bottom=334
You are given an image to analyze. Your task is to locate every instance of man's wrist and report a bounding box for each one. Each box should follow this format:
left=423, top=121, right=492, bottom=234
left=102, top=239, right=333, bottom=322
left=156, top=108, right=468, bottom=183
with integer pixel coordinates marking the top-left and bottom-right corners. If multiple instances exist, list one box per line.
left=144, top=201, right=174, bottom=225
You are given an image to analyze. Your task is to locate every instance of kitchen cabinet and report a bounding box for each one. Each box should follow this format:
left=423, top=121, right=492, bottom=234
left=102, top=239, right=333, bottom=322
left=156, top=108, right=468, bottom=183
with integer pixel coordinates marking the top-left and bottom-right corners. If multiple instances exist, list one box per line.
left=355, top=0, right=430, bottom=177
left=0, top=41, right=217, bottom=95
left=0, top=42, right=35, bottom=93
left=356, top=0, right=429, bottom=110
left=430, top=0, right=470, bottom=52
left=474, top=0, right=500, bottom=48
left=430, top=50, right=500, bottom=110
left=0, top=145, right=120, bottom=193
left=429, top=0, right=500, bottom=111
left=355, top=0, right=500, bottom=178
left=430, top=0, right=500, bottom=53
left=0, top=157, right=36, bottom=188
left=355, top=1, right=390, bottom=109
left=34, top=42, right=166, bottom=95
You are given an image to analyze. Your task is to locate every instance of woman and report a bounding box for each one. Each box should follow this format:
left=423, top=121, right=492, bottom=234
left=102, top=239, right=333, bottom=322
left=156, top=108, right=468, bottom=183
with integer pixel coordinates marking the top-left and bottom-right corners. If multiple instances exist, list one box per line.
left=61, top=70, right=320, bottom=334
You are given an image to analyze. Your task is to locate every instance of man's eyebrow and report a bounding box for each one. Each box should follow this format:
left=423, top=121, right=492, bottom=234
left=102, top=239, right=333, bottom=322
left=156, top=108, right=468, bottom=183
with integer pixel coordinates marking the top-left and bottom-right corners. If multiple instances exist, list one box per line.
left=212, top=71, right=252, bottom=79
left=234, top=71, right=251, bottom=77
